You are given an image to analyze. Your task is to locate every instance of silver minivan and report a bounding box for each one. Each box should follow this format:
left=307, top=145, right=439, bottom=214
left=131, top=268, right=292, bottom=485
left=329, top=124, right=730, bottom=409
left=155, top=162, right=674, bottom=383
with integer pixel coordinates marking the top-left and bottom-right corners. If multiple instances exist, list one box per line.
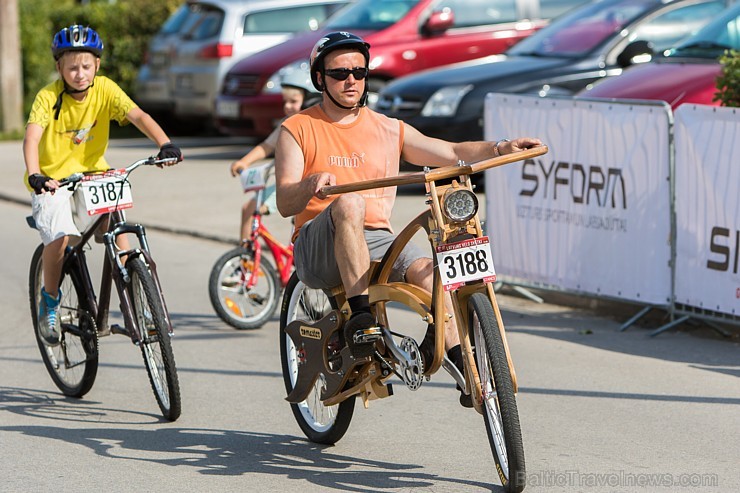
left=160, top=0, right=350, bottom=121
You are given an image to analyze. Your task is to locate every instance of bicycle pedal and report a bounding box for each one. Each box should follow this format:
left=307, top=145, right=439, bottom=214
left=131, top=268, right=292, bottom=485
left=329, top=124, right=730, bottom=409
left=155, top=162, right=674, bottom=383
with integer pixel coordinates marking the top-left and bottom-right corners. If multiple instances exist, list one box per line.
left=352, top=326, right=382, bottom=345
left=110, top=324, right=129, bottom=336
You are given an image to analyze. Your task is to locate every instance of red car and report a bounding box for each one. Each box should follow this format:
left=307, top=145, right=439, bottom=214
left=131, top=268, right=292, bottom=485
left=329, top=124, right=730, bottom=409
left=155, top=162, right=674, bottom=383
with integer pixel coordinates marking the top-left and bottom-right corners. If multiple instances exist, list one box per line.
left=577, top=2, right=740, bottom=108
left=215, top=0, right=591, bottom=137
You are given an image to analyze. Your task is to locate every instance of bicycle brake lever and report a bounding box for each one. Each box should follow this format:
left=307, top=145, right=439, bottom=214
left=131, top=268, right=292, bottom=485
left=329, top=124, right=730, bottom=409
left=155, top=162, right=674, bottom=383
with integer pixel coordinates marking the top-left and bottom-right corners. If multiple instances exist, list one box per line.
left=59, top=172, right=84, bottom=187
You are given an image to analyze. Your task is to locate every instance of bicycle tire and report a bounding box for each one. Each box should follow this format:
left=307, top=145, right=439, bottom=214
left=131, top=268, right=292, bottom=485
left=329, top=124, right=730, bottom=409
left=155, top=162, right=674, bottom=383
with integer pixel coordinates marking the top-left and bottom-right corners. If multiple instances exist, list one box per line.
left=279, top=272, right=355, bottom=444
left=126, top=257, right=182, bottom=421
left=208, top=246, right=281, bottom=330
left=468, top=293, right=525, bottom=493
left=29, top=244, right=99, bottom=398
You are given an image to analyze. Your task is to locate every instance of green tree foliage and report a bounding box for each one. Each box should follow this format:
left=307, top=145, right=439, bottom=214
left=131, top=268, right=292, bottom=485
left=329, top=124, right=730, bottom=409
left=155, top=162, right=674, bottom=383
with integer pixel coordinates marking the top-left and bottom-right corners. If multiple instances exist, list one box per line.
left=20, top=0, right=182, bottom=115
left=714, top=50, right=739, bottom=107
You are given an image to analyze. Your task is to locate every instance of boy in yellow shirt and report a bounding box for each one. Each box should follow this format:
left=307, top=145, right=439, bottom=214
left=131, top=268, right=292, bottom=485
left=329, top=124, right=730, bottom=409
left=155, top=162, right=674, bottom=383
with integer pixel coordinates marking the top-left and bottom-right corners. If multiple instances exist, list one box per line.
left=23, top=25, right=182, bottom=346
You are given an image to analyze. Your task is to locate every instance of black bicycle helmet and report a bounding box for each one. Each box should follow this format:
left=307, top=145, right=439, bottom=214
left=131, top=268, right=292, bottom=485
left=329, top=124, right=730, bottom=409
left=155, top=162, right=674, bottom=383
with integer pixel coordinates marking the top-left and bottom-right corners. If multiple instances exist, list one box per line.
left=309, top=31, right=370, bottom=92
left=52, top=25, right=104, bottom=60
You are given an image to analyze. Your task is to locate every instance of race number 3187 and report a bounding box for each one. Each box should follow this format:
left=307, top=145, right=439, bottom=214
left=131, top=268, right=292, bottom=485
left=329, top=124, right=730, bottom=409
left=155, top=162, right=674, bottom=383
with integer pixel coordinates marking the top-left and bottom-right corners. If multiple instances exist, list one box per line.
left=435, top=236, right=496, bottom=291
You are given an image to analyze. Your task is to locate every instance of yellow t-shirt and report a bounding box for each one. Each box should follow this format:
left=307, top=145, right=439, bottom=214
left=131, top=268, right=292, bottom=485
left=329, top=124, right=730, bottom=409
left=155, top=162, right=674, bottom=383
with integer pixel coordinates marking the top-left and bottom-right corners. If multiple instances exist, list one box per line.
left=281, top=105, right=404, bottom=240
left=24, top=75, right=137, bottom=191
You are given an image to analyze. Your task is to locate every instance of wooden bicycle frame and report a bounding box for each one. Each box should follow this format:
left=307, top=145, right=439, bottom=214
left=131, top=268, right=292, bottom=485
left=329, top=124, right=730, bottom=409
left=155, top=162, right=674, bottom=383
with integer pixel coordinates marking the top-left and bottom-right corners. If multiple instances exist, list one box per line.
left=319, top=147, right=548, bottom=411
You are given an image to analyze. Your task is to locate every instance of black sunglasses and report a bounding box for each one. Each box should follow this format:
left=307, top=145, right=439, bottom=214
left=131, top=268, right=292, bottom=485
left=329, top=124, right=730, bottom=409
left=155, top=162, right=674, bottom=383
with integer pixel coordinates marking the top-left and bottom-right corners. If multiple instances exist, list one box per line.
left=324, top=67, right=369, bottom=81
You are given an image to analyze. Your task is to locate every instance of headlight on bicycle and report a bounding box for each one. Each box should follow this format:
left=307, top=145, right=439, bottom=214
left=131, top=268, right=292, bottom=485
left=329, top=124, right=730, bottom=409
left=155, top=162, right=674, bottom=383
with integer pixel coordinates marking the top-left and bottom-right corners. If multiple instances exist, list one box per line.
left=442, top=189, right=478, bottom=223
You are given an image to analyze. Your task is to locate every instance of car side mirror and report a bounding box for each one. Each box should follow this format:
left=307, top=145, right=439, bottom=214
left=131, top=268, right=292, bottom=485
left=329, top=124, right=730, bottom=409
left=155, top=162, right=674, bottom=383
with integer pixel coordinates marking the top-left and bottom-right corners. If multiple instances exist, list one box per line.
left=616, top=40, right=654, bottom=68
left=423, top=8, right=455, bottom=35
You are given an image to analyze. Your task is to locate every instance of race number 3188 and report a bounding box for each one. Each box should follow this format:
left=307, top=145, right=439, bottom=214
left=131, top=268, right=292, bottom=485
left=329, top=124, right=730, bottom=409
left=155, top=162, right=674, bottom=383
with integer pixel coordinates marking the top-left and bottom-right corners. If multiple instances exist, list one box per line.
left=435, top=236, right=496, bottom=291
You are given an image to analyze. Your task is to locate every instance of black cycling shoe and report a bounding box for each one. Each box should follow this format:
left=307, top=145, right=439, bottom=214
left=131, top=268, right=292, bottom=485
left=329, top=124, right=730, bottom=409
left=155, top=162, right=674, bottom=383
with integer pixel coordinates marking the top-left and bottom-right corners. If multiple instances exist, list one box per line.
left=458, top=387, right=474, bottom=408
left=343, top=312, right=380, bottom=358
left=418, top=324, right=435, bottom=372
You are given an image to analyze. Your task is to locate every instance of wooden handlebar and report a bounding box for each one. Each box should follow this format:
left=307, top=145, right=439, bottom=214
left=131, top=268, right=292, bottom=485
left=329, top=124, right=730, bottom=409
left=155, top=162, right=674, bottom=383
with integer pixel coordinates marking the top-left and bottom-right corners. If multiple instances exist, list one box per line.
left=320, top=145, right=548, bottom=196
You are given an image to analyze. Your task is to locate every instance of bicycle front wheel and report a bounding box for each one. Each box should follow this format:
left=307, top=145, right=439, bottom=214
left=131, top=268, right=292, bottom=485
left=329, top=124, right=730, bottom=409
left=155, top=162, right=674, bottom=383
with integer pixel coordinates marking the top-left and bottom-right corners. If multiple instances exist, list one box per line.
left=468, top=293, right=525, bottom=493
left=126, top=257, right=181, bottom=421
left=208, top=246, right=281, bottom=330
left=280, top=273, right=354, bottom=444
left=29, top=244, right=99, bottom=397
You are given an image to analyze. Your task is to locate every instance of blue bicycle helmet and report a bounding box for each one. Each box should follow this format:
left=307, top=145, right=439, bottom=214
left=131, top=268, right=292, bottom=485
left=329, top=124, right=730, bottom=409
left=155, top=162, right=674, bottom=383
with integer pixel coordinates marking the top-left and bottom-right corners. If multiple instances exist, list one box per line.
left=52, top=25, right=104, bottom=60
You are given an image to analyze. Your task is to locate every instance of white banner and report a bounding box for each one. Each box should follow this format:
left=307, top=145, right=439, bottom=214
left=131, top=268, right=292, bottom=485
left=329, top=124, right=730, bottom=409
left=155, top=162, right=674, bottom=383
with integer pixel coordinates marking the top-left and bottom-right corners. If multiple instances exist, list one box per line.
left=674, top=105, right=740, bottom=316
left=484, top=94, right=672, bottom=305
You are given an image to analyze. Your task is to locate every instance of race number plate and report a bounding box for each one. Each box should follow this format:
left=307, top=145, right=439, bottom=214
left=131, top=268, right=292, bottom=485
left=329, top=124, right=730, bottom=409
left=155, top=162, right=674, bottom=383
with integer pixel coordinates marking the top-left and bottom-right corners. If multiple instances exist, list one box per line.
left=80, top=169, right=133, bottom=216
left=239, top=162, right=270, bottom=192
left=436, top=236, right=496, bottom=291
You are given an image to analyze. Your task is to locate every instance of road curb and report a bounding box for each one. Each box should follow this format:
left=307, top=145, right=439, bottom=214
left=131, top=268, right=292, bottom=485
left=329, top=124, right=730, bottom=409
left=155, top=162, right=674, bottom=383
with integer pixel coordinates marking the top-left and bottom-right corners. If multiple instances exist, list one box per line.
left=0, top=192, right=235, bottom=246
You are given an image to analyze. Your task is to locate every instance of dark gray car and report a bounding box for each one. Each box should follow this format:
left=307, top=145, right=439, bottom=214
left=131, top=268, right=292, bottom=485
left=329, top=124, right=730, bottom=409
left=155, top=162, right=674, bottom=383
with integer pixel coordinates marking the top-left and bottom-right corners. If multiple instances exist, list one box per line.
left=377, top=0, right=730, bottom=143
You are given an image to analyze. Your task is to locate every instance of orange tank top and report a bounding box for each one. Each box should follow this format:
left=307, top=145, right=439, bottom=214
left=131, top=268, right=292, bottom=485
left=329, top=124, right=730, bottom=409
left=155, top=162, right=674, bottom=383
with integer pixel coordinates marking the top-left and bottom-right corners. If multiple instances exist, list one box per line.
left=281, top=105, right=404, bottom=240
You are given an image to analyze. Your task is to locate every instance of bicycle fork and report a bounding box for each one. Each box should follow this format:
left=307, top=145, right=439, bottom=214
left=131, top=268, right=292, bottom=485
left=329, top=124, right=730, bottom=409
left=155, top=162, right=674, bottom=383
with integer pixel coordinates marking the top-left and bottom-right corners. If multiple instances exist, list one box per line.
left=103, top=222, right=174, bottom=345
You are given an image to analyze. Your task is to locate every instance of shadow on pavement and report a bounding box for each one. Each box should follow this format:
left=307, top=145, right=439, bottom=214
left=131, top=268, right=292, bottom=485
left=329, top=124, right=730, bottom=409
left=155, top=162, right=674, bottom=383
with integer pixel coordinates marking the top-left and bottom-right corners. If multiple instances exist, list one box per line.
left=0, top=387, right=500, bottom=491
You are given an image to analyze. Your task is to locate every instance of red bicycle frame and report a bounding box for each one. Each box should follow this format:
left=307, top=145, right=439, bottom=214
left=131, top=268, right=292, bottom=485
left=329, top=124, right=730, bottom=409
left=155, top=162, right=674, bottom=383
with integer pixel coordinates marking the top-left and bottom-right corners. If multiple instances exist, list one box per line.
left=247, top=211, right=294, bottom=289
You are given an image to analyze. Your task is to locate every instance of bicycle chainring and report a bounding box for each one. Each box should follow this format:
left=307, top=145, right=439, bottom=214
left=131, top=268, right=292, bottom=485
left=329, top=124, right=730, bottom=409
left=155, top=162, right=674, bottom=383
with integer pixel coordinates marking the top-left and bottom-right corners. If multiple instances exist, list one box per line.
left=399, top=336, right=424, bottom=390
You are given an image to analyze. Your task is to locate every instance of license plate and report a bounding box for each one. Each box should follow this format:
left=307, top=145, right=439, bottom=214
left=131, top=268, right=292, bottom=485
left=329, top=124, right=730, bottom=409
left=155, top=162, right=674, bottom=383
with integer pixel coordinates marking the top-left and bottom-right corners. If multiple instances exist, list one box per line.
left=216, top=100, right=239, bottom=118
left=436, top=236, right=496, bottom=291
left=177, top=74, right=193, bottom=90
left=80, top=170, right=133, bottom=216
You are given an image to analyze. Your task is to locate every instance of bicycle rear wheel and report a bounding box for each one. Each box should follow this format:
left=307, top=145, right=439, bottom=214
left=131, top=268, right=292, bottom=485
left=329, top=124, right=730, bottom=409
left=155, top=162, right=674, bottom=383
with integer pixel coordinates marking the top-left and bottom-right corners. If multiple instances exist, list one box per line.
left=208, top=246, right=281, bottom=330
left=29, top=244, right=98, bottom=397
left=280, top=273, right=355, bottom=444
left=468, top=293, right=525, bottom=493
left=126, top=257, right=181, bottom=421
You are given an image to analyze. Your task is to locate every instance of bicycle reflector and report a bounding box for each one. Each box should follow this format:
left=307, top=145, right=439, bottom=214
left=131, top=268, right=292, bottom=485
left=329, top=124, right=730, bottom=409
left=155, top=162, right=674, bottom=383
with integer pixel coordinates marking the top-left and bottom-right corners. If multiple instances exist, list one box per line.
left=442, top=188, right=478, bottom=222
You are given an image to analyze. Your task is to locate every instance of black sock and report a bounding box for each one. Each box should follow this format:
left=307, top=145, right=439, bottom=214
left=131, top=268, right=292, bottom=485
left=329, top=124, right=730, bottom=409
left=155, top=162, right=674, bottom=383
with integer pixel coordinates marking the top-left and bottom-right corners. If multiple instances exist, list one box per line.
left=447, top=345, right=464, bottom=372
left=447, top=345, right=465, bottom=391
left=348, top=295, right=371, bottom=318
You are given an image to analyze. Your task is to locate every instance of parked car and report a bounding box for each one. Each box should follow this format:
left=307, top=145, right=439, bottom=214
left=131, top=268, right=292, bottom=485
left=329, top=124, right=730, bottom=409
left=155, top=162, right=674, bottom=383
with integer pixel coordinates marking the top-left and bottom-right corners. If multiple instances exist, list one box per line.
left=135, top=0, right=350, bottom=123
left=376, top=0, right=730, bottom=143
left=215, top=0, right=594, bottom=138
left=135, top=4, right=194, bottom=115
left=577, top=2, right=740, bottom=108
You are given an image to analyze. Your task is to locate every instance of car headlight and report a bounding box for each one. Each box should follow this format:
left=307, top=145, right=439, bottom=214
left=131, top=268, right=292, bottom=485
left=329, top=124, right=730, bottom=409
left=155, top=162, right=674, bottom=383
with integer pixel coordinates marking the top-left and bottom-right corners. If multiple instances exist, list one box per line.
left=421, top=84, right=473, bottom=117
left=263, top=60, right=311, bottom=94
left=442, top=188, right=478, bottom=222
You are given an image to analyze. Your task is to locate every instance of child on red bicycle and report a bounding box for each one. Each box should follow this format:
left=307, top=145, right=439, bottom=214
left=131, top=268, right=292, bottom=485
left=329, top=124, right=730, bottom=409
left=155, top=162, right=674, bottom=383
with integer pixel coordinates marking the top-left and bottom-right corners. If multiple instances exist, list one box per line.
left=23, top=25, right=182, bottom=346
left=229, top=66, right=319, bottom=242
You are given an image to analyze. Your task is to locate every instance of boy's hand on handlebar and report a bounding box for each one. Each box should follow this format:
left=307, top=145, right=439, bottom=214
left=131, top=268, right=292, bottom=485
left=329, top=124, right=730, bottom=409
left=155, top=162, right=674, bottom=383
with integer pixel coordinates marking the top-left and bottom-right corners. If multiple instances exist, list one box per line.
left=312, top=172, right=335, bottom=199
left=156, top=142, right=183, bottom=165
left=28, top=173, right=59, bottom=194
left=230, top=161, right=246, bottom=177
left=498, top=137, right=543, bottom=155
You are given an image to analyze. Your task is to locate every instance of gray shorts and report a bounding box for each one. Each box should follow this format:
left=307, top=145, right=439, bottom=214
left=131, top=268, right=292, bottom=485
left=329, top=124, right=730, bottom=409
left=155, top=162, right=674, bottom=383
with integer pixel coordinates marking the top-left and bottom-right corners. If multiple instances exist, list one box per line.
left=294, top=204, right=429, bottom=290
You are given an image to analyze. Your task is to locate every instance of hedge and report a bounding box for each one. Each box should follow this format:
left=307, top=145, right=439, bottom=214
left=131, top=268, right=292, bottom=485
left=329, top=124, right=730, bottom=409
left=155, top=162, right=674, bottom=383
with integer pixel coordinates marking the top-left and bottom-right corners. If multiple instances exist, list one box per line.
left=714, top=50, right=739, bottom=108
left=20, top=0, right=181, bottom=115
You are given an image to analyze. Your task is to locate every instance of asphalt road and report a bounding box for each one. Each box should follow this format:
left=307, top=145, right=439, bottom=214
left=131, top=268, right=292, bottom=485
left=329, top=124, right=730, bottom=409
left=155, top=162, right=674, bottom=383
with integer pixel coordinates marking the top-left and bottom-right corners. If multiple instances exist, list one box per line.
left=0, top=139, right=738, bottom=492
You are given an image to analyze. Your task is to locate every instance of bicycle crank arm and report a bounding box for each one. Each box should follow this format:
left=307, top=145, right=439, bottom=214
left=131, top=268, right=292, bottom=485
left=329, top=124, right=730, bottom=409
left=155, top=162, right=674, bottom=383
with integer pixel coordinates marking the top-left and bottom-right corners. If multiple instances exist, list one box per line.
left=382, top=329, right=414, bottom=365
left=442, top=357, right=468, bottom=395
left=382, top=331, right=425, bottom=390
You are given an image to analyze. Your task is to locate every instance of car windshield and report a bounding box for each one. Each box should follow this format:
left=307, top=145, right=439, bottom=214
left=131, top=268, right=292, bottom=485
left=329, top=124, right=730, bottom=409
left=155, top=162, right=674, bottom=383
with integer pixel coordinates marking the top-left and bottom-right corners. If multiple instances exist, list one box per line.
left=159, top=4, right=193, bottom=35
left=667, top=4, right=740, bottom=58
left=325, top=0, right=418, bottom=30
left=509, top=0, right=655, bottom=58
left=179, top=4, right=224, bottom=40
